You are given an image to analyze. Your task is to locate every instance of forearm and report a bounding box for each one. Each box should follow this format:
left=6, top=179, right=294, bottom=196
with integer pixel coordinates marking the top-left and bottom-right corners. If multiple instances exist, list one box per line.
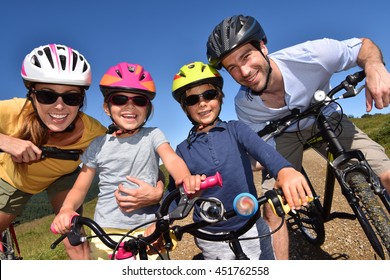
left=165, top=157, right=191, bottom=181
left=60, top=186, right=88, bottom=211
left=357, top=38, right=385, bottom=69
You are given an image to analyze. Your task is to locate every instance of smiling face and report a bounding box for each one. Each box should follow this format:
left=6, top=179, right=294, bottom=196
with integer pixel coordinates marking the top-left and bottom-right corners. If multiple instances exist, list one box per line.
left=104, top=92, right=149, bottom=133
left=221, top=41, right=270, bottom=93
left=31, top=83, right=84, bottom=132
left=184, top=84, right=221, bottom=131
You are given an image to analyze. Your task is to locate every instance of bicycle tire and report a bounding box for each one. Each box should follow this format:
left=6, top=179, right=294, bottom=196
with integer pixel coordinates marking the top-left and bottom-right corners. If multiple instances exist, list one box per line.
left=346, top=171, right=390, bottom=257
left=290, top=199, right=325, bottom=245
left=290, top=167, right=326, bottom=245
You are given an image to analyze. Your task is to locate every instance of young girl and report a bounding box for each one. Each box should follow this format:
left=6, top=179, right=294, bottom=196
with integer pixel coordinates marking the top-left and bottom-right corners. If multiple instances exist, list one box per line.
left=169, top=61, right=312, bottom=259
left=51, top=62, right=202, bottom=259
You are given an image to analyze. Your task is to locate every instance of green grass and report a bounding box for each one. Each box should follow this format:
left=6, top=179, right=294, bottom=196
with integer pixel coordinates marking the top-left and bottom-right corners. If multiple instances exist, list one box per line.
left=9, top=113, right=390, bottom=259
left=16, top=198, right=97, bottom=260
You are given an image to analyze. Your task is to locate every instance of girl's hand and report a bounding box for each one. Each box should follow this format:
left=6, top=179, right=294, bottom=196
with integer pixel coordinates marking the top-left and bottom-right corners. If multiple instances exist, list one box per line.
left=51, top=208, right=78, bottom=235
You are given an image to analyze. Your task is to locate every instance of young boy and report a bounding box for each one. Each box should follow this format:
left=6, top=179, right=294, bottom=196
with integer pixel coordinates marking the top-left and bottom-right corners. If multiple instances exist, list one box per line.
left=169, top=61, right=312, bottom=259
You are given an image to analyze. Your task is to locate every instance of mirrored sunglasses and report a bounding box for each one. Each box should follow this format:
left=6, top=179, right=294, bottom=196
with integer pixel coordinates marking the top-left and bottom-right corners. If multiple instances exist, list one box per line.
left=109, top=94, right=149, bottom=107
left=31, top=89, right=84, bottom=106
left=184, top=89, right=218, bottom=106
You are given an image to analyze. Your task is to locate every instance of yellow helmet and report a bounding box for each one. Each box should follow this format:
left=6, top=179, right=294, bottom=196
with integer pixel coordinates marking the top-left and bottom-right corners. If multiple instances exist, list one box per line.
left=172, top=61, right=223, bottom=103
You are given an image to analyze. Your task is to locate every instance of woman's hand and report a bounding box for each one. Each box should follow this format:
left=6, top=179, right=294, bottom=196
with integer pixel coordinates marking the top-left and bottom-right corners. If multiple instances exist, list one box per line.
left=0, top=134, right=41, bottom=163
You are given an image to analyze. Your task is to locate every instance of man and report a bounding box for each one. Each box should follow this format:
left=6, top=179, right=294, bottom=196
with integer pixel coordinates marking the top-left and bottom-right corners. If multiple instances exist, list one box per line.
left=206, top=14, right=390, bottom=259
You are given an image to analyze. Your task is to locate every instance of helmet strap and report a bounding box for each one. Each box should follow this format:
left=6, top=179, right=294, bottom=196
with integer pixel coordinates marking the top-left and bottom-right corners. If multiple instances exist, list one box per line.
left=105, top=103, right=152, bottom=136
left=251, top=42, right=272, bottom=96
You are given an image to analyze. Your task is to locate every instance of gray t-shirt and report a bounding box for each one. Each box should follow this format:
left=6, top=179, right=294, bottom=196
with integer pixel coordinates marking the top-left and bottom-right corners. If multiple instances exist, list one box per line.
left=81, top=127, right=167, bottom=229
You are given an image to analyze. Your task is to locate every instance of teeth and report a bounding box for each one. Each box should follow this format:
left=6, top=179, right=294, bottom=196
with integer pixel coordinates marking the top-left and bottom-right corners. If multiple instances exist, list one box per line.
left=50, top=113, right=67, bottom=119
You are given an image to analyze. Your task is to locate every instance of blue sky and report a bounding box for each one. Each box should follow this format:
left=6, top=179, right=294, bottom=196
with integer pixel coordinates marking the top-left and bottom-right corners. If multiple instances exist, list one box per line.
left=2, top=0, right=389, bottom=149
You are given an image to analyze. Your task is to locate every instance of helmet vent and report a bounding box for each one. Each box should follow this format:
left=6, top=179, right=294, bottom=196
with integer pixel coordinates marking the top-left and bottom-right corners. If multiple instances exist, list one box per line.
left=59, top=55, right=66, bottom=70
left=72, top=52, right=78, bottom=71
left=31, top=55, right=41, bottom=68
left=115, top=69, right=123, bottom=78
left=128, top=66, right=135, bottom=72
left=82, top=62, right=88, bottom=73
left=43, top=47, right=54, bottom=68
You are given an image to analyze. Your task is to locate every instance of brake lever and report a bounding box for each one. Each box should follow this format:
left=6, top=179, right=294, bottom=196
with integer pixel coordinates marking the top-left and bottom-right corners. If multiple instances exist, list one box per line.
left=168, top=186, right=195, bottom=220
left=168, top=172, right=223, bottom=220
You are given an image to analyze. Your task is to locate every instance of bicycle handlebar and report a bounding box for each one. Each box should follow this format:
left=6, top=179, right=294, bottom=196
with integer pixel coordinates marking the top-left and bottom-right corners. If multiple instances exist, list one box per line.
left=51, top=170, right=313, bottom=259
left=0, top=146, right=82, bottom=161
left=258, top=70, right=366, bottom=141
left=40, top=146, right=82, bottom=161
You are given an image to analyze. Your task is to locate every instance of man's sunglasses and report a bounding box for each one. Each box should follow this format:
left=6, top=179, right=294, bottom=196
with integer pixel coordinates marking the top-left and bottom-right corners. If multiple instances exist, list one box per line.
left=31, top=89, right=84, bottom=106
left=184, top=89, right=219, bottom=106
left=109, top=94, right=149, bottom=107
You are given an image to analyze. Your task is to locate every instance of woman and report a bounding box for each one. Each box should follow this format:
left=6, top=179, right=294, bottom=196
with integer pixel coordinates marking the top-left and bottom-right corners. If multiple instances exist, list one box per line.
left=0, top=44, right=106, bottom=259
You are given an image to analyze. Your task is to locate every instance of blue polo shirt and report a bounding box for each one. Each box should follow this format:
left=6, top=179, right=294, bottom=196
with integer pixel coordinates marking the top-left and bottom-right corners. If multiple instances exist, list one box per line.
left=174, top=120, right=291, bottom=232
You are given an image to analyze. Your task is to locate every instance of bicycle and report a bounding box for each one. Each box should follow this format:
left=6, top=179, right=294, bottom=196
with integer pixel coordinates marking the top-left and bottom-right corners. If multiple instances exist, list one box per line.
left=0, top=222, right=22, bottom=260
left=257, top=70, right=390, bottom=259
left=50, top=172, right=301, bottom=260
left=0, top=146, right=83, bottom=260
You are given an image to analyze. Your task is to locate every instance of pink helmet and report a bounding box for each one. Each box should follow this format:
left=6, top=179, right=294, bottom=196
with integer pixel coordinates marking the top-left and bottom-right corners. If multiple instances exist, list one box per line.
left=99, top=62, right=156, bottom=100
left=21, top=44, right=92, bottom=89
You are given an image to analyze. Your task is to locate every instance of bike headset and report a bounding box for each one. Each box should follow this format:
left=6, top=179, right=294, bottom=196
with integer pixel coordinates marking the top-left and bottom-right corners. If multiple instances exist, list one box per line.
left=172, top=61, right=224, bottom=142
left=99, top=62, right=156, bottom=135
left=21, top=43, right=91, bottom=132
left=206, top=14, right=272, bottom=95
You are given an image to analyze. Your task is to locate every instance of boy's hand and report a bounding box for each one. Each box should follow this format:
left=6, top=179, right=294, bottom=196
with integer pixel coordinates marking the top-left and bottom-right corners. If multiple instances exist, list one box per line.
left=275, top=167, right=313, bottom=210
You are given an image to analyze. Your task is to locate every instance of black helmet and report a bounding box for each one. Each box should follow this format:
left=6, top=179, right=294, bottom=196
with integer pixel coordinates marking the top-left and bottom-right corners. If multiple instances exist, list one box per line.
left=207, top=15, right=267, bottom=69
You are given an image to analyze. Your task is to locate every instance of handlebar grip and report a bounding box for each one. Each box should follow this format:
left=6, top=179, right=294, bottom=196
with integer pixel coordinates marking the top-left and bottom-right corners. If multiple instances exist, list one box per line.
left=183, top=172, right=223, bottom=194
left=346, top=70, right=366, bottom=85
left=50, top=214, right=79, bottom=234
left=199, top=172, right=223, bottom=190
left=50, top=223, right=58, bottom=234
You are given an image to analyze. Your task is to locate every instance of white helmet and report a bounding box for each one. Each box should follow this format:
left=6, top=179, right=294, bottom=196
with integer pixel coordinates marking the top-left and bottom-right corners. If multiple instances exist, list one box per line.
left=21, top=44, right=92, bottom=89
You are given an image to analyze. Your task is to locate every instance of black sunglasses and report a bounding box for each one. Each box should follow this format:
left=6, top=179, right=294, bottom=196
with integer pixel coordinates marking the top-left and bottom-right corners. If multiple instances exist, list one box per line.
left=109, top=94, right=149, bottom=107
left=31, top=89, right=84, bottom=106
left=184, top=89, right=218, bottom=106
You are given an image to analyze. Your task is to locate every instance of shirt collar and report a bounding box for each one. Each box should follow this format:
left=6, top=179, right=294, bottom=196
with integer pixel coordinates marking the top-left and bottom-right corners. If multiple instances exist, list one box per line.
left=186, top=120, right=226, bottom=144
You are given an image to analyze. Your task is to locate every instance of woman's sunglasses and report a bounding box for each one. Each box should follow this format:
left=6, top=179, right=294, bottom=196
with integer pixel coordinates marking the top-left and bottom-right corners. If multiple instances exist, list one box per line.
left=31, top=89, right=84, bottom=106
left=108, top=94, right=149, bottom=107
left=184, top=89, right=218, bottom=106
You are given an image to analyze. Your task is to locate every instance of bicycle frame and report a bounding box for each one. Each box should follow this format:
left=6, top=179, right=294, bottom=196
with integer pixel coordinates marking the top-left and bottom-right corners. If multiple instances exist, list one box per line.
left=0, top=223, right=22, bottom=260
